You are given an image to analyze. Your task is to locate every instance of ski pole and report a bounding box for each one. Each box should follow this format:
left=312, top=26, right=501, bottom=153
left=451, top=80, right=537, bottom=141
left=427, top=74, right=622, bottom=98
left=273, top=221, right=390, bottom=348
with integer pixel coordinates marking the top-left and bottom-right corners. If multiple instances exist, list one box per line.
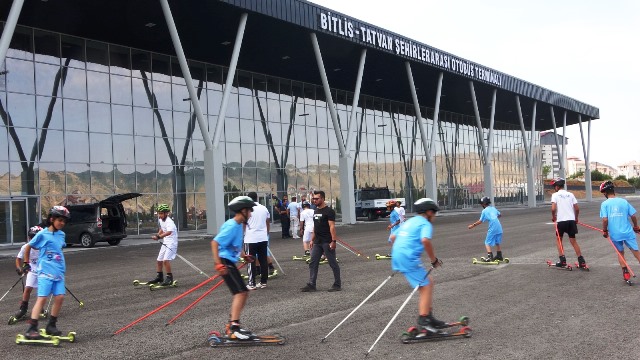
left=165, top=263, right=246, bottom=326
left=45, top=295, right=53, bottom=315
left=554, top=222, right=565, bottom=255
left=64, top=286, right=85, bottom=308
left=321, top=272, right=396, bottom=343
left=267, top=246, right=285, bottom=275
left=336, top=241, right=369, bottom=260
left=577, top=221, right=636, bottom=277
left=113, top=274, right=220, bottom=336
left=336, top=237, right=369, bottom=259
left=0, top=275, right=24, bottom=302
left=160, top=242, right=210, bottom=278
left=365, top=267, right=434, bottom=357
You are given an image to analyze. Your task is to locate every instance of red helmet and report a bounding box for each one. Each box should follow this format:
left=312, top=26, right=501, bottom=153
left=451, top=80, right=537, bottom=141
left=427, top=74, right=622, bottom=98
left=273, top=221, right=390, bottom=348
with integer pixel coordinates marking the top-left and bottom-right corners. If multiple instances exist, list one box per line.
left=28, top=225, right=43, bottom=239
left=48, top=206, right=70, bottom=220
left=599, top=181, right=614, bottom=193
left=550, top=178, right=565, bottom=188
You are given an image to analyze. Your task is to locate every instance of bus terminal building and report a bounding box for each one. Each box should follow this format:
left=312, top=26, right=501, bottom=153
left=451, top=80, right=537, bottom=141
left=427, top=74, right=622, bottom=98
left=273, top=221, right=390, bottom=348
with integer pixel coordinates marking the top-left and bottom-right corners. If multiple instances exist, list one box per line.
left=0, top=0, right=599, bottom=244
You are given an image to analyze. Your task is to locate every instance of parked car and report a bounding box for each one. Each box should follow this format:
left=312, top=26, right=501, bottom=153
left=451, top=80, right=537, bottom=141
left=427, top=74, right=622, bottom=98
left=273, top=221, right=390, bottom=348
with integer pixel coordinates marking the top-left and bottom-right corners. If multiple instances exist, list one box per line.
left=64, top=193, right=142, bottom=248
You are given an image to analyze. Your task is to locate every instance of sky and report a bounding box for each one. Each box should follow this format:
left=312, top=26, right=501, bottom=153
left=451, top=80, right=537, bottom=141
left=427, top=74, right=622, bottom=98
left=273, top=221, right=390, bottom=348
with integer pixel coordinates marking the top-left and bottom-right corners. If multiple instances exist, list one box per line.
left=309, top=0, right=640, bottom=167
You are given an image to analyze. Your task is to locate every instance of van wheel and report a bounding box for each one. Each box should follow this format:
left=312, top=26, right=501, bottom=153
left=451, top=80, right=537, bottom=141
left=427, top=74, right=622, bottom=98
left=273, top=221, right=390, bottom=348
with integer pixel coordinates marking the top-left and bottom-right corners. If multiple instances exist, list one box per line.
left=367, top=211, right=376, bottom=221
left=80, top=233, right=95, bottom=248
left=107, top=239, right=121, bottom=246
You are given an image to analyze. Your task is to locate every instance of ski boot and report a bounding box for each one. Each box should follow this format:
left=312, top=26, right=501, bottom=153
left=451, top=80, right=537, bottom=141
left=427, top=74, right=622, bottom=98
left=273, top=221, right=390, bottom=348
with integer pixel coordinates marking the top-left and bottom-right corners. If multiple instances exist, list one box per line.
left=24, top=319, right=41, bottom=340
left=623, top=267, right=632, bottom=285
left=304, top=250, right=310, bottom=257
left=225, top=322, right=257, bottom=340
left=555, top=255, right=567, bottom=268
left=141, top=273, right=163, bottom=286
left=480, top=253, right=495, bottom=263
left=575, top=256, right=589, bottom=271
left=9, top=301, right=28, bottom=325
left=417, top=312, right=447, bottom=334
left=45, top=316, right=62, bottom=336
left=150, top=274, right=177, bottom=290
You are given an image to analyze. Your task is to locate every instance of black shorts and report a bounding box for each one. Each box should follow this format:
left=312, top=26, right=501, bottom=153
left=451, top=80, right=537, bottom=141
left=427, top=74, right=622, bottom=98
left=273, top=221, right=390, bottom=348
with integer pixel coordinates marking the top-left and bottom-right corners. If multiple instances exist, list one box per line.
left=557, top=220, right=578, bottom=238
left=221, top=258, right=247, bottom=295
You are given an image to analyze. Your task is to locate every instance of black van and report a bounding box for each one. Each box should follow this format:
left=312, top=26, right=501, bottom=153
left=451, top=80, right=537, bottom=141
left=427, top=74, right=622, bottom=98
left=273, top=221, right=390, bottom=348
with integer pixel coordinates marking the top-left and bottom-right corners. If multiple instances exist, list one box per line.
left=64, top=193, right=142, bottom=248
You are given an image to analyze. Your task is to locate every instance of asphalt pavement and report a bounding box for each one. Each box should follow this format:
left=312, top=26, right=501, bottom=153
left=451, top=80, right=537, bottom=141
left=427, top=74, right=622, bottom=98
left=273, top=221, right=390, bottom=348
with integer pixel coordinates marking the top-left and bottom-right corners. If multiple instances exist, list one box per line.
left=0, top=199, right=639, bottom=359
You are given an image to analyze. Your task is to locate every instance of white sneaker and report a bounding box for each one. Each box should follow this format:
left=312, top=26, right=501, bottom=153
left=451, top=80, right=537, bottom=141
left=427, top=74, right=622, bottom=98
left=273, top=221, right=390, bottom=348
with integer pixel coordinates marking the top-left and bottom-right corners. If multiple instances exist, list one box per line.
left=256, top=282, right=267, bottom=289
left=246, top=283, right=257, bottom=290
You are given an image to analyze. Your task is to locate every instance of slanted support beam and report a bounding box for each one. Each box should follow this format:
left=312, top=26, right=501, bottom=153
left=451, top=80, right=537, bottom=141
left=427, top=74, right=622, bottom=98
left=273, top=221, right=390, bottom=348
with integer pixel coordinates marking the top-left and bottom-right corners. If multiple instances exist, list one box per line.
left=515, top=96, right=537, bottom=207
left=578, top=115, right=593, bottom=201
left=469, top=82, right=495, bottom=203
left=424, top=72, right=444, bottom=203
left=0, top=0, right=25, bottom=69
left=549, top=106, right=565, bottom=178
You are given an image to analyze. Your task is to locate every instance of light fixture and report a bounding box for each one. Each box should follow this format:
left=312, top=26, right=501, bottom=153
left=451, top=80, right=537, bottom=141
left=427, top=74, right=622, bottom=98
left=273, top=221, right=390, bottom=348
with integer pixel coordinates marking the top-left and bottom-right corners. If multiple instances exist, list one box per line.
left=375, top=78, right=383, bottom=82
left=221, top=41, right=231, bottom=46
left=333, top=68, right=341, bottom=72
left=299, top=113, right=309, bottom=116
left=282, top=55, right=290, bottom=60
left=145, top=22, right=156, bottom=28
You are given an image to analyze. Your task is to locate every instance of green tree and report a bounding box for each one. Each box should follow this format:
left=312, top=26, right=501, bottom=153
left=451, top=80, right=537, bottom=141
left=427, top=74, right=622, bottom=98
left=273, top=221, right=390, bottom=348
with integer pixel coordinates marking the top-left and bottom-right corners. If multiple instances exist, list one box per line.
left=542, top=165, right=552, bottom=178
left=628, top=177, right=640, bottom=189
left=615, top=175, right=627, bottom=181
left=591, top=169, right=613, bottom=181
left=568, top=170, right=584, bottom=179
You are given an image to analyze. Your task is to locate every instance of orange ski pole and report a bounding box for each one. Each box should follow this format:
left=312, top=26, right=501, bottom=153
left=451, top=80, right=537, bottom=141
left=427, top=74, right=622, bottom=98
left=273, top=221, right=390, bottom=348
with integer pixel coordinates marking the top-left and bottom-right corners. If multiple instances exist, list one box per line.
left=577, top=221, right=635, bottom=277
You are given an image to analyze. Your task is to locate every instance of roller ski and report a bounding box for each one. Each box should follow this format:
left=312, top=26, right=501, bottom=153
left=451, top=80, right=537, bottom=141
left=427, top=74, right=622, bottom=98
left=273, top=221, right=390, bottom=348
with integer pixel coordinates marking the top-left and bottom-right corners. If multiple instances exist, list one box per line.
left=208, top=329, right=286, bottom=347
left=292, top=255, right=310, bottom=261
left=8, top=301, right=48, bottom=325
left=375, top=254, right=392, bottom=260
left=546, top=258, right=572, bottom=271
left=149, top=276, right=177, bottom=291
left=306, top=257, right=339, bottom=265
left=402, top=316, right=472, bottom=343
left=38, top=328, right=76, bottom=342
left=15, top=334, right=60, bottom=346
left=134, top=273, right=164, bottom=287
left=242, top=269, right=279, bottom=280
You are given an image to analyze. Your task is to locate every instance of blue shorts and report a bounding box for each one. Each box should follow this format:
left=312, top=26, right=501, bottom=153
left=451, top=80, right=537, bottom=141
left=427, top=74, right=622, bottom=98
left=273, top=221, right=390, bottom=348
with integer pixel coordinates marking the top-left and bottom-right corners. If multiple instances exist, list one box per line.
left=612, top=238, right=639, bottom=252
left=37, top=276, right=66, bottom=297
left=392, top=255, right=431, bottom=288
left=485, top=233, right=503, bottom=246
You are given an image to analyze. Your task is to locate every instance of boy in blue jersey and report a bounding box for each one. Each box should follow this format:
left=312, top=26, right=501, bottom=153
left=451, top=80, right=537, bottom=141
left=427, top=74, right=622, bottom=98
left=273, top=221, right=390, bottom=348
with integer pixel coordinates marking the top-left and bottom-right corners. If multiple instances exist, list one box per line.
left=211, top=196, right=256, bottom=340
left=468, top=196, right=505, bottom=262
left=599, top=181, right=640, bottom=282
left=385, top=200, right=401, bottom=257
left=22, top=206, right=70, bottom=339
left=390, top=198, right=445, bottom=333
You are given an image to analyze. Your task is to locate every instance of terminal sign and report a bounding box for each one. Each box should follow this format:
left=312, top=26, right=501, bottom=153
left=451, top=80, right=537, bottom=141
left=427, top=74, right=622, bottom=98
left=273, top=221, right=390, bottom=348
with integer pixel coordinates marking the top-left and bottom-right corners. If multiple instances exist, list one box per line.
left=318, top=11, right=502, bottom=86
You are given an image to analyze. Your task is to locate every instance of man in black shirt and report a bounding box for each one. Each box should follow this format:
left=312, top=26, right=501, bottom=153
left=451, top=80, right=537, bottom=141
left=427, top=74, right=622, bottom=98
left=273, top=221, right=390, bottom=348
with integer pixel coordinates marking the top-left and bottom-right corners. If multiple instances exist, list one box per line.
left=301, top=190, right=341, bottom=292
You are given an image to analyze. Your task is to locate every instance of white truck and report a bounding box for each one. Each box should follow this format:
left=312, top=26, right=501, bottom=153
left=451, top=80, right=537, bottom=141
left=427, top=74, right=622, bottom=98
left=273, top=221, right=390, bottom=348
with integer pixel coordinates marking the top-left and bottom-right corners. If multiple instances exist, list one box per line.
left=354, top=187, right=405, bottom=221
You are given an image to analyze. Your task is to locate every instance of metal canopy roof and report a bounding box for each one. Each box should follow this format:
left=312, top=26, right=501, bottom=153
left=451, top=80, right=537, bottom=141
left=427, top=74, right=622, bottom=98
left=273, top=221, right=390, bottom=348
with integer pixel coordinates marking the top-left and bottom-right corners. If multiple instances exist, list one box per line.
left=1, top=0, right=599, bottom=130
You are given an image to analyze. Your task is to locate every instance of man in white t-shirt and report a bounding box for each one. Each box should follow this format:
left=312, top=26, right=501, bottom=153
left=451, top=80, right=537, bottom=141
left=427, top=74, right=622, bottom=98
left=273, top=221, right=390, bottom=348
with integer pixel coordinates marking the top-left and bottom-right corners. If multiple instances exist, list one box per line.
left=550, top=178, right=586, bottom=268
left=288, top=196, right=301, bottom=239
left=244, top=192, right=271, bottom=289
left=299, top=201, right=315, bottom=257
left=150, top=203, right=178, bottom=286
left=395, top=201, right=406, bottom=223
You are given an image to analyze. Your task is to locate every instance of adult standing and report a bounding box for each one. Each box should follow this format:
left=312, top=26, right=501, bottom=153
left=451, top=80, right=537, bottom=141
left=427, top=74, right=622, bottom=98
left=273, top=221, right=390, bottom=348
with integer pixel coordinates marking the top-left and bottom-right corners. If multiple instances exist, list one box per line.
left=550, top=178, right=587, bottom=269
left=244, top=192, right=271, bottom=289
left=301, top=190, right=341, bottom=292
left=288, top=196, right=301, bottom=239
left=275, top=195, right=290, bottom=239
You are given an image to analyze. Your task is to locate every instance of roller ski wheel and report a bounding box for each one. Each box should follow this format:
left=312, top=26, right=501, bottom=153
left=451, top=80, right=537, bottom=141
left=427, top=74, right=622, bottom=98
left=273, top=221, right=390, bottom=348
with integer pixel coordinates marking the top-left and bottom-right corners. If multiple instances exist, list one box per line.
left=38, top=328, right=76, bottom=342
left=207, top=330, right=286, bottom=347
left=375, top=254, right=392, bottom=260
left=496, top=258, right=510, bottom=263
left=15, top=334, right=60, bottom=346
left=292, top=255, right=310, bottom=261
left=132, top=280, right=152, bottom=287
left=149, top=280, right=177, bottom=291
left=8, top=314, right=27, bottom=325
left=472, top=257, right=500, bottom=265
left=574, top=262, right=590, bottom=271
left=401, top=317, right=472, bottom=344
left=546, top=260, right=572, bottom=271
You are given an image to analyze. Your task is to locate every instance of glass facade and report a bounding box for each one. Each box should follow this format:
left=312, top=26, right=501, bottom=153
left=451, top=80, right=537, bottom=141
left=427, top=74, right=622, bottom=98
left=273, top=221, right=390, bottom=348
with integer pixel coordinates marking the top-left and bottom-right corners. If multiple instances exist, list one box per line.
left=0, top=24, right=540, bottom=242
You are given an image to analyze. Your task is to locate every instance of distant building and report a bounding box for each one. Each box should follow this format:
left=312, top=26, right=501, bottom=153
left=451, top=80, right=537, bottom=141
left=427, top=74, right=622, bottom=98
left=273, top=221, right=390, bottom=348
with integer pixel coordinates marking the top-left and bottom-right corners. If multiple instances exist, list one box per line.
left=592, top=162, right=618, bottom=178
left=540, top=132, right=568, bottom=179
left=566, top=156, right=584, bottom=178
left=619, top=161, right=640, bottom=178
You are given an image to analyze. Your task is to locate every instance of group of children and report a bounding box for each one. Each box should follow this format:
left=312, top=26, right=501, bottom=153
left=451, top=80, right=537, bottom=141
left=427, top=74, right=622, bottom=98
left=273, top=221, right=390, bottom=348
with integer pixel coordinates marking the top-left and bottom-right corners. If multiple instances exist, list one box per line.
left=10, top=178, right=639, bottom=342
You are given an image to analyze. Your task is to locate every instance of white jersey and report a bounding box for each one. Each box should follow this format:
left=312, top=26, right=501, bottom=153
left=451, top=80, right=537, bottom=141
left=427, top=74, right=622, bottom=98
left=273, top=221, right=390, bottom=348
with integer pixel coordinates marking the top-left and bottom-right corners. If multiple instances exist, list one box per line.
left=396, top=207, right=406, bottom=222
left=158, top=216, right=178, bottom=244
left=17, top=244, right=39, bottom=274
left=244, top=202, right=270, bottom=244
left=300, top=208, right=315, bottom=232
left=551, top=189, right=578, bottom=222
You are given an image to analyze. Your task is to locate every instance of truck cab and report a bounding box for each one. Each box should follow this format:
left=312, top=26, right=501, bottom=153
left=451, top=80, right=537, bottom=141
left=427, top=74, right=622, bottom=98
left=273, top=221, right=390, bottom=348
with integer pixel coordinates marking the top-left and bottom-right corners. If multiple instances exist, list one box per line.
left=354, top=187, right=395, bottom=221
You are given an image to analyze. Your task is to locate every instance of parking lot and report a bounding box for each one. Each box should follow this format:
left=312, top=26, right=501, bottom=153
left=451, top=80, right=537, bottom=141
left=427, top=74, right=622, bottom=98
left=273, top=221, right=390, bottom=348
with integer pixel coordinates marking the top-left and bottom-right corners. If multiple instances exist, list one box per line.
left=0, top=199, right=639, bottom=359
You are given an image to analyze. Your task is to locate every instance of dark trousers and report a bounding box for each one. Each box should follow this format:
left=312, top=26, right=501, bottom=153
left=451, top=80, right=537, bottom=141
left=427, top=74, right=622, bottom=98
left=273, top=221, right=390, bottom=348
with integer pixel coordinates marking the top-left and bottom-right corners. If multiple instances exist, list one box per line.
left=308, top=242, right=341, bottom=287
left=246, top=241, right=269, bottom=285
left=281, top=216, right=290, bottom=237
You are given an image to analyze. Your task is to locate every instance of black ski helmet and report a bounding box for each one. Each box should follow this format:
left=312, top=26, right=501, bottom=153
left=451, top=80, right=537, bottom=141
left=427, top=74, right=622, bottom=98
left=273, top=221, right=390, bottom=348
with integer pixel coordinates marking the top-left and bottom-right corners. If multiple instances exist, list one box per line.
left=414, top=198, right=439, bottom=214
left=599, top=180, right=614, bottom=193
left=228, top=196, right=255, bottom=213
left=550, top=178, right=565, bottom=188
left=301, top=201, right=311, bottom=208
left=480, top=197, right=491, bottom=205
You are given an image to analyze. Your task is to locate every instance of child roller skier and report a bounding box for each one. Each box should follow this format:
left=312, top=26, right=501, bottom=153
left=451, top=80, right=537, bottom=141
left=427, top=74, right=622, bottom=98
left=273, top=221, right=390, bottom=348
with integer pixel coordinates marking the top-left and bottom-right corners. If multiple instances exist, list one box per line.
left=468, top=197, right=505, bottom=262
left=299, top=201, right=315, bottom=257
left=148, top=204, right=178, bottom=287
left=390, top=198, right=446, bottom=333
left=384, top=200, right=402, bottom=258
left=550, top=178, right=587, bottom=269
left=22, top=206, right=70, bottom=339
left=12, top=226, right=44, bottom=322
left=211, top=196, right=257, bottom=339
left=599, top=181, right=640, bottom=282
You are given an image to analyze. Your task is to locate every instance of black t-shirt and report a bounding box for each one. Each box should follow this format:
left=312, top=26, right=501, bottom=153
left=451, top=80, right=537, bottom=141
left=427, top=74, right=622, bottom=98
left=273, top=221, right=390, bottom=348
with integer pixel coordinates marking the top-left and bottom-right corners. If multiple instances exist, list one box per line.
left=313, top=206, right=335, bottom=243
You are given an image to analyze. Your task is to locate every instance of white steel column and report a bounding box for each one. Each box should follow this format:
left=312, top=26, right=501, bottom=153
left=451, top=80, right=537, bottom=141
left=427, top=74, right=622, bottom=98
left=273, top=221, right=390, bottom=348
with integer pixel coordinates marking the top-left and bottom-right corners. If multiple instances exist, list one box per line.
left=208, top=13, right=248, bottom=233
left=469, top=82, right=495, bottom=202
left=516, top=96, right=537, bottom=207
left=340, top=49, right=367, bottom=224
left=578, top=115, right=593, bottom=201
left=549, top=106, right=565, bottom=178
left=405, top=62, right=432, bottom=201
left=0, top=0, right=25, bottom=69
left=561, top=111, right=567, bottom=178
left=425, top=72, right=443, bottom=202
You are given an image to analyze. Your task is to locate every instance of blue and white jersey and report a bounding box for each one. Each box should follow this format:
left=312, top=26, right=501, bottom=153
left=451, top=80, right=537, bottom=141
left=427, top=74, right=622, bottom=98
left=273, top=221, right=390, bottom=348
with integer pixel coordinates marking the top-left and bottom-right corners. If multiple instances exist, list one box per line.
left=600, top=198, right=637, bottom=241
left=480, top=206, right=503, bottom=235
left=29, top=229, right=66, bottom=280
left=213, top=219, right=244, bottom=262
left=391, top=216, right=433, bottom=271
left=389, top=209, right=401, bottom=233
